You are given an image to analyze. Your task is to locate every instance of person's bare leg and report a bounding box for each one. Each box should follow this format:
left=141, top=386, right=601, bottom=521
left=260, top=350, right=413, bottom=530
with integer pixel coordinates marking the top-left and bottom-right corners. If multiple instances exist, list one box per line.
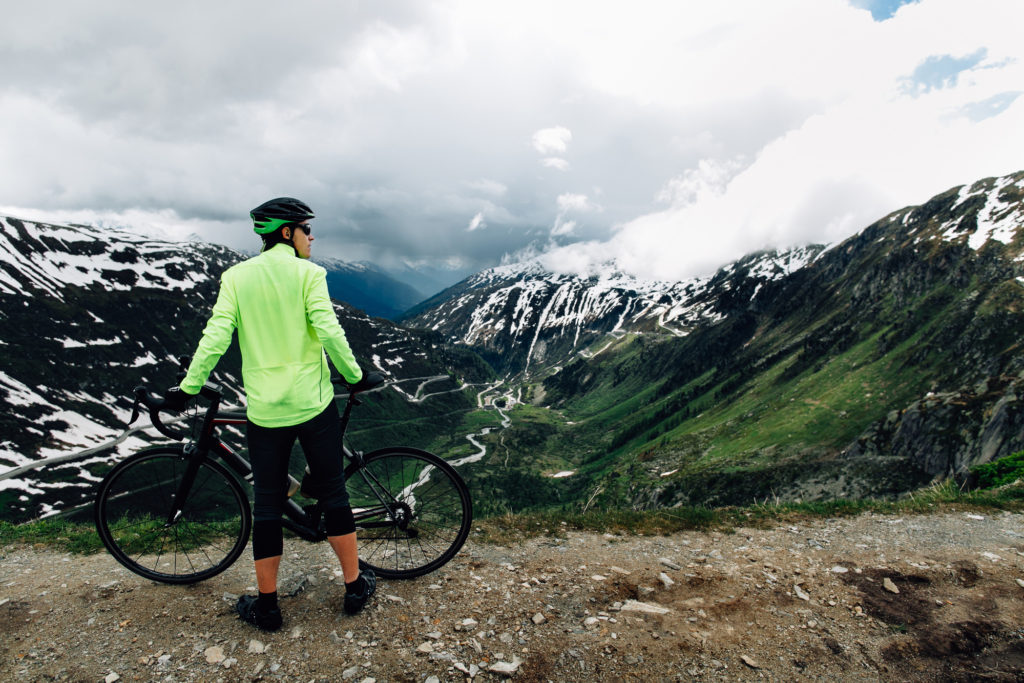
left=255, top=556, right=281, bottom=593
left=327, top=532, right=360, bottom=583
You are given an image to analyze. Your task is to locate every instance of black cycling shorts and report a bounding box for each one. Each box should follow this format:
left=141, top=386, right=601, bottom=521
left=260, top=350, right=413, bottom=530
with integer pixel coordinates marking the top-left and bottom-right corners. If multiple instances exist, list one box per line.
left=246, top=402, right=354, bottom=560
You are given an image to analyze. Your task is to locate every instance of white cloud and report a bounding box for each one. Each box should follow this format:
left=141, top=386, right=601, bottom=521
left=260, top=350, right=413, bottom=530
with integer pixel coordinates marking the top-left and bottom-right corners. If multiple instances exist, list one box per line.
left=466, top=179, right=508, bottom=196
left=467, top=212, right=486, bottom=231
left=532, top=126, right=572, bottom=155
left=557, top=193, right=594, bottom=212
left=542, top=158, right=570, bottom=171
left=551, top=219, right=577, bottom=237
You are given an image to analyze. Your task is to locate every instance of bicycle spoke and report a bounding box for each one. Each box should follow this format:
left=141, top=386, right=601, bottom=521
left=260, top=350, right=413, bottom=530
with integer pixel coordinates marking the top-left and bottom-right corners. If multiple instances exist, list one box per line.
left=97, top=450, right=250, bottom=584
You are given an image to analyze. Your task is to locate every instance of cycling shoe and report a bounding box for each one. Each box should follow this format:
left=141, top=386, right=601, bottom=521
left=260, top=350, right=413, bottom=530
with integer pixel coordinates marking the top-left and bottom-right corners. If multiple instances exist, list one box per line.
left=343, top=569, right=377, bottom=616
left=235, top=594, right=283, bottom=632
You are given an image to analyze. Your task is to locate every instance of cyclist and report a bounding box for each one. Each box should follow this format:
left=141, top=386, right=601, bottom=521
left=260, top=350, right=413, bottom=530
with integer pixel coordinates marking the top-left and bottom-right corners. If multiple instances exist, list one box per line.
left=167, top=197, right=376, bottom=631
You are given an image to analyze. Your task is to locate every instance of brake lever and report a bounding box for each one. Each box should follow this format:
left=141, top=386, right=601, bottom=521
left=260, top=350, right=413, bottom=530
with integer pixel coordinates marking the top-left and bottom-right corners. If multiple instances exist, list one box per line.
left=128, top=398, right=141, bottom=426
left=127, top=386, right=146, bottom=426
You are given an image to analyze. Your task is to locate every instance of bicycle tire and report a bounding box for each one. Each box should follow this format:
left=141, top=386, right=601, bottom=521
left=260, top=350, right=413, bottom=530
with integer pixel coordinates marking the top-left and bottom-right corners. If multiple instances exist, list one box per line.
left=346, top=447, right=472, bottom=579
left=94, top=446, right=251, bottom=584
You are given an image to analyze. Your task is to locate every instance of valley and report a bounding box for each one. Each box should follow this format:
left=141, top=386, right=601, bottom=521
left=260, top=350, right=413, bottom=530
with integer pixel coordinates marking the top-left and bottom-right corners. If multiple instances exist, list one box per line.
left=3, top=170, right=1024, bottom=523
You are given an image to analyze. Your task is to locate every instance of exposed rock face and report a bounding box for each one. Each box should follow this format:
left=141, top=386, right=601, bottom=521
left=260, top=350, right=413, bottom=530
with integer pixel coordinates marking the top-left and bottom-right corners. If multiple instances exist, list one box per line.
left=842, top=376, right=1024, bottom=478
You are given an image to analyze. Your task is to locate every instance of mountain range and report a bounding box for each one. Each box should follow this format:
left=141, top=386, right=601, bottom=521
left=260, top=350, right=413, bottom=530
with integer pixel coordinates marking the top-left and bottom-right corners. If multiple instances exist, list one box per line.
left=2, top=169, right=1023, bottom=521
left=0, top=217, right=491, bottom=522
left=402, top=170, right=1024, bottom=511
left=315, top=256, right=426, bottom=320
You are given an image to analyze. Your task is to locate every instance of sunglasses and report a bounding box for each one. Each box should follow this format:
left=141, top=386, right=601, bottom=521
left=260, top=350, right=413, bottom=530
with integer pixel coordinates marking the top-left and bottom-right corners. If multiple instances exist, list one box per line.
left=293, top=223, right=312, bottom=236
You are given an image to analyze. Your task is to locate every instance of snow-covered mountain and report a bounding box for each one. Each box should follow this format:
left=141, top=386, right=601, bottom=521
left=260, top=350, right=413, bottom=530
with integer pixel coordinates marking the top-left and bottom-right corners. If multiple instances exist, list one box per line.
left=403, top=246, right=824, bottom=374
left=0, top=216, right=487, bottom=521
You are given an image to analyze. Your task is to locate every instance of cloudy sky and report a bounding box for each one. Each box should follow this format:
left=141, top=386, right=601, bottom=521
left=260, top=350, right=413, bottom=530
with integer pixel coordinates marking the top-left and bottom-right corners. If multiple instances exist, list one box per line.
left=1, top=0, right=1021, bottom=285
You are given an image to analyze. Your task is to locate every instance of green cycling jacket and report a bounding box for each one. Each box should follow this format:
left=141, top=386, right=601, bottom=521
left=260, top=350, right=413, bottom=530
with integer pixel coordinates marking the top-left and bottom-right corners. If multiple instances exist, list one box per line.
left=180, top=243, right=363, bottom=428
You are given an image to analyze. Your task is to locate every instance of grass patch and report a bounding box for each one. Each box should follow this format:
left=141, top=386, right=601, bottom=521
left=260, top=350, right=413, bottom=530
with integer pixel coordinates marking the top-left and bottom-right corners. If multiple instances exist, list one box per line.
left=0, top=518, right=103, bottom=554
left=471, top=479, right=1024, bottom=543
left=6, top=482, right=1022, bottom=553
left=972, top=450, right=1024, bottom=488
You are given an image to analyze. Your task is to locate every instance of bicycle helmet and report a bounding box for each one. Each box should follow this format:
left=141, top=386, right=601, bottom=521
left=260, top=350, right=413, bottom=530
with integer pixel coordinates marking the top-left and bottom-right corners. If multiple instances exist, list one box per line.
left=250, top=197, right=315, bottom=235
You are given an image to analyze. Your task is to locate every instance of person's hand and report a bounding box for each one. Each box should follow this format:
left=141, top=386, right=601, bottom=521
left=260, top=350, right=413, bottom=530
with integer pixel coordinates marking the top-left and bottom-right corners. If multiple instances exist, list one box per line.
left=163, top=386, right=192, bottom=412
left=349, top=372, right=385, bottom=393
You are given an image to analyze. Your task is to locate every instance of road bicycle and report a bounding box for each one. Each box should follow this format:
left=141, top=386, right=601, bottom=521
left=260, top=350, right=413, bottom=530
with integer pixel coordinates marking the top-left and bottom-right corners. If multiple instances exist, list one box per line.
left=93, top=373, right=472, bottom=584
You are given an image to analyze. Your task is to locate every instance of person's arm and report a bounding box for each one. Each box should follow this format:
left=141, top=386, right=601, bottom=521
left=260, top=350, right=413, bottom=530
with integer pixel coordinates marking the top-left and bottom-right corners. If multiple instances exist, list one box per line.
left=305, top=269, right=362, bottom=384
left=180, top=274, right=238, bottom=394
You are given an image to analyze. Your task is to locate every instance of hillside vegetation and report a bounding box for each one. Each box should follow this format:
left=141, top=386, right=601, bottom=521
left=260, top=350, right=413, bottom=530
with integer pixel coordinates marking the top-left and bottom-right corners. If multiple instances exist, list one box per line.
left=417, top=172, right=1024, bottom=514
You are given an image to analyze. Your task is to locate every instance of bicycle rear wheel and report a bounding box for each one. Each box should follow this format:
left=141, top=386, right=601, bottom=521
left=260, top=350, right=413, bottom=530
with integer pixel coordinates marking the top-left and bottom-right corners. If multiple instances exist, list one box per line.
left=94, top=446, right=251, bottom=584
left=346, top=447, right=472, bottom=579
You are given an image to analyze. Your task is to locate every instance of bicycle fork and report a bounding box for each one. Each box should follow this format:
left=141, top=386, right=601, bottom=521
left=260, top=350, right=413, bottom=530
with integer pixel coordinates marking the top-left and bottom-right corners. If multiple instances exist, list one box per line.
left=165, top=443, right=204, bottom=526
left=165, top=393, right=224, bottom=526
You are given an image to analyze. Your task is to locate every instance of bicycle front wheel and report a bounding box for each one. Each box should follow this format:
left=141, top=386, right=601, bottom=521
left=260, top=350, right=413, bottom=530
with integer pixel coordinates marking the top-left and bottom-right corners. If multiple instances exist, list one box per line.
left=94, top=446, right=251, bottom=584
left=346, top=447, right=472, bottom=579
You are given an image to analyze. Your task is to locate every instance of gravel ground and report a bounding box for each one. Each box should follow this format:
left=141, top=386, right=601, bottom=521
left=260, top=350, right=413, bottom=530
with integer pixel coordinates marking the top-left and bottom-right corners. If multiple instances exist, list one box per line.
left=2, top=510, right=1023, bottom=682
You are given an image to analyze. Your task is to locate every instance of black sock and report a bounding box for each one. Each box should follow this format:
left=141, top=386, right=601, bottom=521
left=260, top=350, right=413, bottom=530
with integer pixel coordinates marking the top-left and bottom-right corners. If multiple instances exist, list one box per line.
left=256, top=591, right=278, bottom=611
left=345, top=576, right=365, bottom=595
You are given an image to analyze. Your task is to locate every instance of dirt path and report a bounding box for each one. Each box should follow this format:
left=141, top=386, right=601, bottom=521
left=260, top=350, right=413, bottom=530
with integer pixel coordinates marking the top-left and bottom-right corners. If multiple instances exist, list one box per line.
left=2, top=511, right=1023, bottom=682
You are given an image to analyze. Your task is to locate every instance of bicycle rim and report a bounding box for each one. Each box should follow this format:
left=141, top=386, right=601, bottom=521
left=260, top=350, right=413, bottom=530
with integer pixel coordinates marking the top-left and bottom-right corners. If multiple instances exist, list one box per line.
left=347, top=448, right=472, bottom=579
left=95, top=447, right=251, bottom=584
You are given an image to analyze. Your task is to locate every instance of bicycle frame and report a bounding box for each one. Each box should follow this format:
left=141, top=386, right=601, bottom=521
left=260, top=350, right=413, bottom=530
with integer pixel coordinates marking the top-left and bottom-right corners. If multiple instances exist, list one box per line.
left=176, top=390, right=408, bottom=544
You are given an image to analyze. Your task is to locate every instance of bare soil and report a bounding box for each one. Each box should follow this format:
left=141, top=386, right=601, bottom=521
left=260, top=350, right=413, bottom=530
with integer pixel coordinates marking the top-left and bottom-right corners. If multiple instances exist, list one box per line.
left=2, top=511, right=1023, bottom=682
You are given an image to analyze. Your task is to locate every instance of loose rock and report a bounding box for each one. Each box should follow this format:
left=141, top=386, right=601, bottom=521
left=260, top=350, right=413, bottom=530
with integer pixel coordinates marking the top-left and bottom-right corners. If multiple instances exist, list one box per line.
left=620, top=599, right=670, bottom=615
left=489, top=657, right=522, bottom=675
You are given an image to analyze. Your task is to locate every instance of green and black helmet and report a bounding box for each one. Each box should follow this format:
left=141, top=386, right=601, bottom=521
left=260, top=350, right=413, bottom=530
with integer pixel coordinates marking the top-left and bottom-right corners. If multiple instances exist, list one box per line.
left=250, top=197, right=315, bottom=235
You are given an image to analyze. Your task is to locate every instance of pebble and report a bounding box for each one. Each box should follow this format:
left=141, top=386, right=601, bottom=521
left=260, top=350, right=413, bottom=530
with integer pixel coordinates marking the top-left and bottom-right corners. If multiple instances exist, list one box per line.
left=883, top=578, right=900, bottom=594
left=342, top=664, right=361, bottom=679
left=1016, top=579, right=1024, bottom=589
left=417, top=642, right=435, bottom=653
left=659, top=572, right=675, bottom=588
left=204, top=646, right=225, bottom=664
left=104, top=673, right=120, bottom=683
left=831, top=566, right=849, bottom=574
left=489, top=657, right=522, bottom=674
left=659, top=557, right=682, bottom=571
left=741, top=654, right=760, bottom=669
left=794, top=584, right=810, bottom=601
left=532, top=612, right=546, bottom=624
left=425, top=677, right=440, bottom=683
left=247, top=640, right=265, bottom=654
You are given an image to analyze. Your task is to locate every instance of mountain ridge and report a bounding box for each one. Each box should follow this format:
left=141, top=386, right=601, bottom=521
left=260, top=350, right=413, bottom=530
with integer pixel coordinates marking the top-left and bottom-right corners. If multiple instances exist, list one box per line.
left=402, top=170, right=1024, bottom=510
left=0, top=215, right=493, bottom=522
